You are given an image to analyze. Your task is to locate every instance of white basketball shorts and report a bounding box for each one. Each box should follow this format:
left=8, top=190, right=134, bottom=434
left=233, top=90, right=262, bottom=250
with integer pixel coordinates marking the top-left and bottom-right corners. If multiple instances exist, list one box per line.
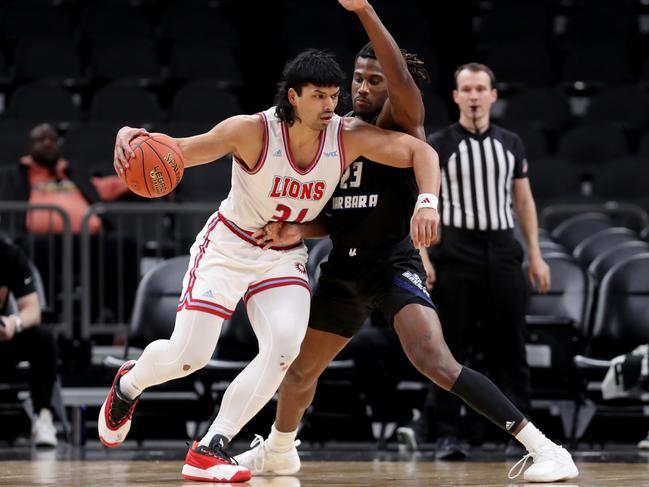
left=177, top=212, right=310, bottom=319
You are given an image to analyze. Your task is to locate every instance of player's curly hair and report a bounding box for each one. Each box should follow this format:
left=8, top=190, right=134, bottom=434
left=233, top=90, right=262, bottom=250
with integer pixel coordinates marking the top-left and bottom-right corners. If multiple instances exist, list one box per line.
left=275, top=49, right=346, bottom=126
left=355, top=42, right=430, bottom=89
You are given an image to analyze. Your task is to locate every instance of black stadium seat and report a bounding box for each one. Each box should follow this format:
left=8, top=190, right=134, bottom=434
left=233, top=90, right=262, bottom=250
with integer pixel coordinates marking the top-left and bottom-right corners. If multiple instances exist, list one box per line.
left=592, top=157, right=649, bottom=202
left=79, top=4, right=154, bottom=43
left=90, top=39, right=160, bottom=83
left=525, top=157, right=583, bottom=208
left=89, top=82, right=162, bottom=126
left=484, top=43, right=554, bottom=90
left=13, top=35, right=83, bottom=83
left=509, top=126, right=549, bottom=160
left=572, top=227, right=637, bottom=267
left=561, top=44, right=632, bottom=89
left=557, top=123, right=630, bottom=166
left=585, top=254, right=649, bottom=359
left=551, top=212, right=613, bottom=251
left=64, top=122, right=121, bottom=168
left=586, top=86, right=649, bottom=132
left=589, top=241, right=649, bottom=282
left=503, top=87, right=572, bottom=133
left=7, top=82, right=80, bottom=127
left=169, top=81, right=241, bottom=123
left=169, top=42, right=243, bottom=87
left=524, top=253, right=593, bottom=399
left=0, top=120, right=33, bottom=165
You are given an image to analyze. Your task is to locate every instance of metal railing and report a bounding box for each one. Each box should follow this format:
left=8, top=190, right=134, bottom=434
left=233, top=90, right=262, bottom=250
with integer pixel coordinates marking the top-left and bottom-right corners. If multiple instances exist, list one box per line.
left=0, top=202, right=74, bottom=338
left=79, top=202, right=217, bottom=340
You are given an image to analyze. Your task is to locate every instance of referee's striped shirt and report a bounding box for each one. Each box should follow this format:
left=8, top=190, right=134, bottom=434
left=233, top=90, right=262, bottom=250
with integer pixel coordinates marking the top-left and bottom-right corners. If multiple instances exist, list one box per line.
left=427, top=123, right=528, bottom=231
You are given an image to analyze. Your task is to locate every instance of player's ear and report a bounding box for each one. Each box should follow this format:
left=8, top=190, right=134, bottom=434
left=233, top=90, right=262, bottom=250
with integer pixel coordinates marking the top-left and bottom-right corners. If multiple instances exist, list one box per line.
left=288, top=88, right=298, bottom=107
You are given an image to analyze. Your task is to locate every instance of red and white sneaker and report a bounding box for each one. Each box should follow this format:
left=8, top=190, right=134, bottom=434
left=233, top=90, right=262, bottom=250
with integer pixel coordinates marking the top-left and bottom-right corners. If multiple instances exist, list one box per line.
left=98, top=360, right=139, bottom=447
left=182, top=439, right=251, bottom=482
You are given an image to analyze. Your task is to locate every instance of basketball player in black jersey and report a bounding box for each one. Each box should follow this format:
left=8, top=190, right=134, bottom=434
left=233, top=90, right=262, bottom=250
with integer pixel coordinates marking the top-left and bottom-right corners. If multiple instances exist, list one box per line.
left=236, top=0, right=577, bottom=482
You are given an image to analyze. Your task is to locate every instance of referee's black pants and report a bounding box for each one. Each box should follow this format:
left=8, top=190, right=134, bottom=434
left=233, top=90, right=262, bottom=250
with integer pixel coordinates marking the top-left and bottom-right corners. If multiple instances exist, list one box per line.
left=431, top=227, right=531, bottom=439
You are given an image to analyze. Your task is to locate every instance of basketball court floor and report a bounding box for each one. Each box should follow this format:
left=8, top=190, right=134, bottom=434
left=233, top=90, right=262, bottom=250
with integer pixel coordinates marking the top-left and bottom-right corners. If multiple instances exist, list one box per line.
left=2, top=442, right=648, bottom=486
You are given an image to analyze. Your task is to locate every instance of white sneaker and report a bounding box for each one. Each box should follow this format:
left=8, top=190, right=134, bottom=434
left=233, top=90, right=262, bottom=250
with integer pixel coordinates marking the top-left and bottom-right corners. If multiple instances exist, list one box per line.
left=33, top=408, right=58, bottom=447
left=508, top=443, right=578, bottom=482
left=234, top=434, right=301, bottom=475
left=638, top=433, right=649, bottom=449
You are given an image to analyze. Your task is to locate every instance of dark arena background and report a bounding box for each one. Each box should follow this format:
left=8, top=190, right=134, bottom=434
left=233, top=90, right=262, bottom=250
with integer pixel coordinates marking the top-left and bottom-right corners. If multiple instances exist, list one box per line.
left=1, top=0, right=649, bottom=485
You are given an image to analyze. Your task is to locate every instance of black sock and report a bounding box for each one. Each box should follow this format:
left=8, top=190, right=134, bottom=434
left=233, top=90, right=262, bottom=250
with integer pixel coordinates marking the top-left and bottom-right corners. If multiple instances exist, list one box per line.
left=450, top=366, right=526, bottom=434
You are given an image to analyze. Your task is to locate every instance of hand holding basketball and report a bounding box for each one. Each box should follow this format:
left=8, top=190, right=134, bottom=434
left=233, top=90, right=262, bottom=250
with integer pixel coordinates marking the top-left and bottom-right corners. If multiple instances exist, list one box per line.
left=113, top=126, right=148, bottom=176
left=114, top=127, right=185, bottom=198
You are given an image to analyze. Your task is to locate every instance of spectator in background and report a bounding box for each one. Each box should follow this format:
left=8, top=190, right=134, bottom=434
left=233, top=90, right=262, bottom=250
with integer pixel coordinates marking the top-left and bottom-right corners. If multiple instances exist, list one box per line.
left=425, top=63, right=550, bottom=459
left=0, top=123, right=129, bottom=234
left=0, top=123, right=137, bottom=324
left=0, top=238, right=58, bottom=447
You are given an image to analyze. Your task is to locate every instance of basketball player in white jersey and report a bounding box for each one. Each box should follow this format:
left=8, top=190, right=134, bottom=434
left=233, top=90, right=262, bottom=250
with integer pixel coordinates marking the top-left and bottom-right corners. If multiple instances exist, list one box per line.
left=99, top=48, right=440, bottom=483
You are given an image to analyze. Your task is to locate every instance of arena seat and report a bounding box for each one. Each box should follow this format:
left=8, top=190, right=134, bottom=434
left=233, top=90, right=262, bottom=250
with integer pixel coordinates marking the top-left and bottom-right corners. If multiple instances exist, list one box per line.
left=551, top=212, right=613, bottom=251
left=13, top=35, right=82, bottom=83
left=169, top=42, right=243, bottom=87
left=584, top=254, right=649, bottom=360
left=586, top=86, right=649, bottom=132
left=572, top=227, right=637, bottom=267
left=589, top=241, right=649, bottom=282
left=89, top=82, right=162, bottom=126
left=7, top=82, right=80, bottom=128
left=64, top=122, right=121, bottom=168
left=561, top=44, right=632, bottom=89
left=90, top=39, right=160, bottom=83
left=0, top=120, right=34, bottom=166
left=557, top=123, right=630, bottom=166
left=168, top=81, right=241, bottom=123
left=502, top=87, right=572, bottom=133
left=484, top=43, right=554, bottom=90
left=572, top=253, right=649, bottom=441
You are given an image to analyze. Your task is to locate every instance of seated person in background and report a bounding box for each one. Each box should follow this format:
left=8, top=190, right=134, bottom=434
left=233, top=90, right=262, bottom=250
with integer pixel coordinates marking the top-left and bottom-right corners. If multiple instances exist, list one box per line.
left=0, top=123, right=129, bottom=234
left=0, top=123, right=138, bottom=323
left=0, top=238, right=59, bottom=447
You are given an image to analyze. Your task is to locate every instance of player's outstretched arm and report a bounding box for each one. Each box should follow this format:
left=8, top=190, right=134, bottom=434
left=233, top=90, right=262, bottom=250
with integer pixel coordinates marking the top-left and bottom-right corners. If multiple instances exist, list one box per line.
left=112, top=115, right=264, bottom=176
left=343, top=119, right=440, bottom=247
left=340, top=0, right=424, bottom=136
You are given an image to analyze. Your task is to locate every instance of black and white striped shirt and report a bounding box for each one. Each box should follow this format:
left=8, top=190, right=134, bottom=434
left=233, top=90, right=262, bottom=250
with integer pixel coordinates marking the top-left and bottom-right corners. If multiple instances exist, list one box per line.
left=428, top=123, right=528, bottom=231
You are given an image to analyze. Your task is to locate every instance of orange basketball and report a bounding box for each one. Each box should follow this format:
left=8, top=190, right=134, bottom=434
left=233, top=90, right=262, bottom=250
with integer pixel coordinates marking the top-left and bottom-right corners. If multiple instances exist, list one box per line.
left=123, top=134, right=184, bottom=198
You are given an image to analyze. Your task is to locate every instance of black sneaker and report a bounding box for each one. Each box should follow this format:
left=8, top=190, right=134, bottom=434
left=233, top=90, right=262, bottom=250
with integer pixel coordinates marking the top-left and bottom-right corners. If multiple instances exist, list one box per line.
left=435, top=435, right=468, bottom=460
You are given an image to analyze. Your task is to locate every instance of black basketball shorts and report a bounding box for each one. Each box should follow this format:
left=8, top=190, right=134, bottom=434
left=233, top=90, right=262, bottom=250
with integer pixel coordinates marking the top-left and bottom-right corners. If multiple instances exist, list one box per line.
left=308, top=246, right=436, bottom=338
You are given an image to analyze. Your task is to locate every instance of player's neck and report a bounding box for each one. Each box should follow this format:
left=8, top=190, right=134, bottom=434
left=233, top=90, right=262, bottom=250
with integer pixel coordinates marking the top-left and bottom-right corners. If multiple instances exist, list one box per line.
left=288, top=120, right=323, bottom=147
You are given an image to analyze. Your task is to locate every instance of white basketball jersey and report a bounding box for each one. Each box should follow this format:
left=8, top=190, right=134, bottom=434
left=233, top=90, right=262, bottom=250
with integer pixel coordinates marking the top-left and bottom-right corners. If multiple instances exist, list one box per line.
left=218, top=107, right=346, bottom=231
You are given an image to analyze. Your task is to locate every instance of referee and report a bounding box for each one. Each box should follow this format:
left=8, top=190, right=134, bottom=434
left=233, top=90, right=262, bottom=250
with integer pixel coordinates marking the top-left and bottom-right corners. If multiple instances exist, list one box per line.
left=426, top=63, right=550, bottom=459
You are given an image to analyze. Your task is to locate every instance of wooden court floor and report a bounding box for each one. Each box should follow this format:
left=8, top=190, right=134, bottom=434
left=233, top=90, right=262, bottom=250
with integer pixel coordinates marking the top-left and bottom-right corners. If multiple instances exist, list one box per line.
left=1, top=460, right=648, bottom=487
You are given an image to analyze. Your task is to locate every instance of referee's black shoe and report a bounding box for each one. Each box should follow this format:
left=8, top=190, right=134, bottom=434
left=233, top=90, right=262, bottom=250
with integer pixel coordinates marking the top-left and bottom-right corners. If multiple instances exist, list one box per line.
left=434, top=435, right=468, bottom=460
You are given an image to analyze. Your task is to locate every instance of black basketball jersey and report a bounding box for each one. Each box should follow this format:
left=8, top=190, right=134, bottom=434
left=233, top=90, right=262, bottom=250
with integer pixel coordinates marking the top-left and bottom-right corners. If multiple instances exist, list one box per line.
left=324, top=114, right=418, bottom=252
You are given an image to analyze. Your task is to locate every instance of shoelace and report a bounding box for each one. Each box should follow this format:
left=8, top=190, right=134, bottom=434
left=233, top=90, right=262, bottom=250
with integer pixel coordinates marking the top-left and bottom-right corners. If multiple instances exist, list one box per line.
left=195, top=442, right=238, bottom=464
left=508, top=452, right=533, bottom=479
left=508, top=444, right=564, bottom=479
left=248, top=434, right=302, bottom=473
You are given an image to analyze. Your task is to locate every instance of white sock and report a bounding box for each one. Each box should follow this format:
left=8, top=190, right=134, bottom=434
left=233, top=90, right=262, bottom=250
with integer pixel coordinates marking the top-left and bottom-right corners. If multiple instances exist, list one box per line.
left=267, top=423, right=298, bottom=453
left=118, top=376, right=141, bottom=401
left=515, top=422, right=552, bottom=452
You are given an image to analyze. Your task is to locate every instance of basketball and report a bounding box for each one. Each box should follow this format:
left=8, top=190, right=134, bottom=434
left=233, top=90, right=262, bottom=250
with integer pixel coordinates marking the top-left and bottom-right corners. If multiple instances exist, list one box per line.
left=123, top=134, right=184, bottom=198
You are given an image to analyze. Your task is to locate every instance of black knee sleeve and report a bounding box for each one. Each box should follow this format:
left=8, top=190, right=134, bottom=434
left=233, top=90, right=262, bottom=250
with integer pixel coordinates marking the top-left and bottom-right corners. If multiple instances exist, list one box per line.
left=450, top=366, right=526, bottom=434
